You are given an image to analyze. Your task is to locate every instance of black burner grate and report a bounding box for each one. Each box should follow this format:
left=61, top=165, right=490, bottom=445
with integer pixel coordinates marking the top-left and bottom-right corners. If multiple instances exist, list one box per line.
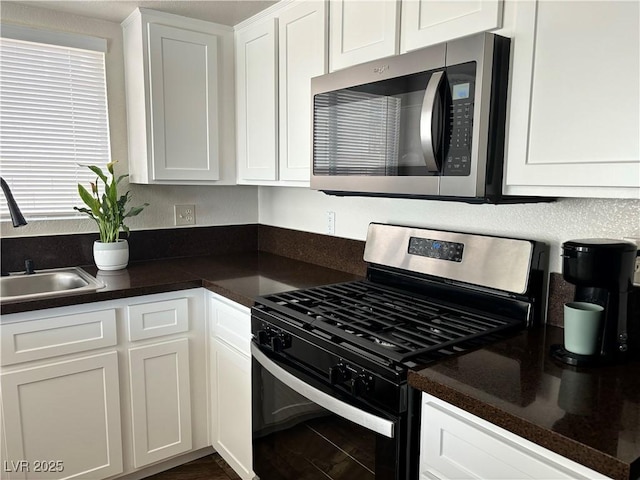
left=259, top=281, right=524, bottom=363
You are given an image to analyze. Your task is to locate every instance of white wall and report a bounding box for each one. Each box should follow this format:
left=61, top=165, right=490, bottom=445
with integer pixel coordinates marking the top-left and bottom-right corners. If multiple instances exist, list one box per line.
left=259, top=187, right=640, bottom=273
left=0, top=2, right=258, bottom=239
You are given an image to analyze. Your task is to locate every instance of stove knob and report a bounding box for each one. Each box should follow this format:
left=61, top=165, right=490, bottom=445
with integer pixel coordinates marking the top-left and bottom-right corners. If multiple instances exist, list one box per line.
left=270, top=333, right=292, bottom=352
left=256, top=330, right=270, bottom=345
left=329, top=364, right=351, bottom=385
left=352, top=375, right=373, bottom=397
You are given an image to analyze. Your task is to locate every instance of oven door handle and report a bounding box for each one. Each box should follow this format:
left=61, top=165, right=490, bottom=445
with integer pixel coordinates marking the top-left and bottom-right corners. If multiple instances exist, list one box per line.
left=251, top=343, right=395, bottom=438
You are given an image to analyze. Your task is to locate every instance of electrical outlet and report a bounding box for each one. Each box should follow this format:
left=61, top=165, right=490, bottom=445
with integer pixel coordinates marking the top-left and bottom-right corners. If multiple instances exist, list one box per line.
left=175, top=205, right=196, bottom=226
left=326, top=211, right=335, bottom=235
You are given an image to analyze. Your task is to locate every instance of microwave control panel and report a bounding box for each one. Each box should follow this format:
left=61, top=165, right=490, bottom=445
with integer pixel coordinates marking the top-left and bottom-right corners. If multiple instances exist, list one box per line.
left=444, top=62, right=476, bottom=176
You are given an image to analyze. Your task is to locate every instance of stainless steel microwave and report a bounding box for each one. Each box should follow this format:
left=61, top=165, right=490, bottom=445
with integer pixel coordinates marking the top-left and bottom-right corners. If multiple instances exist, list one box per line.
left=311, top=33, right=513, bottom=203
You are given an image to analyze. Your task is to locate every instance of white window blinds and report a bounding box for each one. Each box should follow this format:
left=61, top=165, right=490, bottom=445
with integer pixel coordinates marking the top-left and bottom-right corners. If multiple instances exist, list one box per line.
left=0, top=33, right=111, bottom=220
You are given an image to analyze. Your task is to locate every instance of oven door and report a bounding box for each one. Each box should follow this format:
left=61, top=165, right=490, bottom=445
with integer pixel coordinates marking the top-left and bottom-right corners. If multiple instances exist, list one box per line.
left=251, top=343, right=402, bottom=480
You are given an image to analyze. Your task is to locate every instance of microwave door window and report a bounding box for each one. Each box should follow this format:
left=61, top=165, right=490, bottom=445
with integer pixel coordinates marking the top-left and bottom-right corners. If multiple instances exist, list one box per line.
left=313, top=71, right=446, bottom=178
left=314, top=90, right=401, bottom=176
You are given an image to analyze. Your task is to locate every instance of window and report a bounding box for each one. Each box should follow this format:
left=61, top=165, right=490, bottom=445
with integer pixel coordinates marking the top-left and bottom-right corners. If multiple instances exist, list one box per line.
left=0, top=25, right=110, bottom=220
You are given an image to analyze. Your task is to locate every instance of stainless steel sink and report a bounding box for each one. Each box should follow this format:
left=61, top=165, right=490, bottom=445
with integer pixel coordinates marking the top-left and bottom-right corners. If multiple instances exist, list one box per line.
left=0, top=267, right=104, bottom=302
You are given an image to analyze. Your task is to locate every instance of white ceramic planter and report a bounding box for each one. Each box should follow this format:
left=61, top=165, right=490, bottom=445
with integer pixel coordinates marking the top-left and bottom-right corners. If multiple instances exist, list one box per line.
left=93, top=239, right=129, bottom=271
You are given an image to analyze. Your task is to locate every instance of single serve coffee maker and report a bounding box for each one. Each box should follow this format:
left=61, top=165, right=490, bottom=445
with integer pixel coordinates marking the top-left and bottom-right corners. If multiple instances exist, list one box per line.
left=551, top=239, right=638, bottom=366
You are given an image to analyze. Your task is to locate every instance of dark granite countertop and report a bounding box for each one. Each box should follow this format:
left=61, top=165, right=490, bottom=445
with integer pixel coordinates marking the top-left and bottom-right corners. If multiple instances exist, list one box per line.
left=0, top=251, right=361, bottom=315
left=4, top=239, right=638, bottom=480
left=409, top=325, right=640, bottom=480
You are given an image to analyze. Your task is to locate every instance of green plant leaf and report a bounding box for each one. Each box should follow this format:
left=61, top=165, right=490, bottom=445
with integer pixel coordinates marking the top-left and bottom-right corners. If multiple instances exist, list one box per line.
left=87, top=165, right=108, bottom=185
left=78, top=184, right=100, bottom=216
left=124, top=203, right=149, bottom=218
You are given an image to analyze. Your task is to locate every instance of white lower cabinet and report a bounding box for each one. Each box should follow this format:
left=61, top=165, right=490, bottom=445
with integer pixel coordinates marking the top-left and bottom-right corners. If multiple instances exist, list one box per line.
left=0, top=289, right=207, bottom=480
left=419, top=393, right=612, bottom=480
left=1, top=352, right=123, bottom=480
left=210, top=339, right=253, bottom=479
left=129, top=338, right=192, bottom=468
left=207, top=292, right=254, bottom=480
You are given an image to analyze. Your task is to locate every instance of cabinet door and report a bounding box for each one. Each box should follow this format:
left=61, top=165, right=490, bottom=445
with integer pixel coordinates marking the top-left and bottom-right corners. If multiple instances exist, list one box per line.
left=209, top=338, right=253, bottom=480
left=148, top=23, right=220, bottom=181
left=420, top=394, right=612, bottom=480
left=504, top=1, right=640, bottom=198
left=401, top=0, right=503, bottom=53
left=1, top=352, right=122, bottom=480
left=278, top=1, right=327, bottom=182
left=128, top=338, right=192, bottom=468
left=329, top=0, right=399, bottom=71
left=236, top=19, right=279, bottom=182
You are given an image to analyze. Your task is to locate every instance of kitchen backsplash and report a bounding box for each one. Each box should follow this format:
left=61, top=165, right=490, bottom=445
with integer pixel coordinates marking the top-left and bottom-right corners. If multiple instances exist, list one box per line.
left=258, top=187, right=640, bottom=274
left=5, top=224, right=636, bottom=326
left=0, top=225, right=258, bottom=273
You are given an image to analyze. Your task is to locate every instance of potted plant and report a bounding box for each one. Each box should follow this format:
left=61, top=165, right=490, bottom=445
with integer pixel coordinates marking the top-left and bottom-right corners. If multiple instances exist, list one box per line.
left=74, top=161, right=148, bottom=270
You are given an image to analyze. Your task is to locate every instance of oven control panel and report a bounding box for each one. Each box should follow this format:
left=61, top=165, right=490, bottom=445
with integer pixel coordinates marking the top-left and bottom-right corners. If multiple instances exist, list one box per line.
left=408, top=236, right=464, bottom=262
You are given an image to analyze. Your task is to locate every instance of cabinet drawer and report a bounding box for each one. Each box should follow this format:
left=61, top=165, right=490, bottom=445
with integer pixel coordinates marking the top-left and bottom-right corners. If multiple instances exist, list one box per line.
left=127, top=297, right=189, bottom=341
left=209, top=295, right=250, bottom=354
left=1, top=309, right=117, bottom=366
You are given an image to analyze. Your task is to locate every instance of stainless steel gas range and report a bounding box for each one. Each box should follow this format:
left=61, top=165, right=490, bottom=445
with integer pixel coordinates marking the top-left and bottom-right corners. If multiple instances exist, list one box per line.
left=250, top=223, right=548, bottom=480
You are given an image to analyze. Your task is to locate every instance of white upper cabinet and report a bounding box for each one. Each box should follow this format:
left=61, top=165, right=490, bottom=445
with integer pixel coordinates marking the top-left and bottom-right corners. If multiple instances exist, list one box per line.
left=400, top=0, right=503, bottom=53
left=503, top=1, right=640, bottom=198
left=122, top=8, right=236, bottom=185
left=235, top=1, right=327, bottom=186
left=236, top=18, right=279, bottom=182
left=278, top=1, right=328, bottom=182
left=329, top=0, right=400, bottom=71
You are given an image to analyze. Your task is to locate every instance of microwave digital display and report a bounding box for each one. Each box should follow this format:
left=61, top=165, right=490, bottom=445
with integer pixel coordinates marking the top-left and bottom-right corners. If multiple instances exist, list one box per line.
left=452, top=82, right=470, bottom=100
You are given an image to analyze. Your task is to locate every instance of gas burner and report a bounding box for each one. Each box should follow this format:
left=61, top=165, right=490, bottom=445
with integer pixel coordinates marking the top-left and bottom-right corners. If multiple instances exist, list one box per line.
left=258, top=279, right=528, bottom=363
left=373, top=338, right=399, bottom=349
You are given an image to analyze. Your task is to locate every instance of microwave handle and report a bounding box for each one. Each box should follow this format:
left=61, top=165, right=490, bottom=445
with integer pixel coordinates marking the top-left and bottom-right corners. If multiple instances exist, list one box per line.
left=420, top=71, right=446, bottom=173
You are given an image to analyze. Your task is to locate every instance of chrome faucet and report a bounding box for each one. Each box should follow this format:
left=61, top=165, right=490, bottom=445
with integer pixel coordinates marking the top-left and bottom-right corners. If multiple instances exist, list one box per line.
left=1, top=177, right=28, bottom=276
